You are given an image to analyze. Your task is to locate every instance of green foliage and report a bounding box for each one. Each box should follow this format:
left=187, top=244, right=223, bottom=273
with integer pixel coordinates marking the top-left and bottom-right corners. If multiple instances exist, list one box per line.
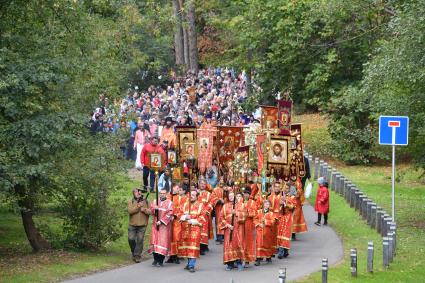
left=0, top=0, right=171, bottom=250
left=326, top=86, right=387, bottom=164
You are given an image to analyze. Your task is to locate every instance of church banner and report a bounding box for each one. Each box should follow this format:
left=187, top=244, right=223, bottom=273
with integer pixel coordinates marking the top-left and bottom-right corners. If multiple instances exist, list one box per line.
left=278, top=100, right=292, bottom=135
left=197, top=128, right=215, bottom=174
left=290, top=123, right=305, bottom=180
left=217, top=126, right=243, bottom=171
left=256, top=134, right=265, bottom=173
left=176, top=126, right=197, bottom=163
left=261, top=106, right=279, bottom=129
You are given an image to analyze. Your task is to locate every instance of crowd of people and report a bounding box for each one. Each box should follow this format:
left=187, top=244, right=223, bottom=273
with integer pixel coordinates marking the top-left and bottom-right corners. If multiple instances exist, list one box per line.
left=93, top=68, right=330, bottom=272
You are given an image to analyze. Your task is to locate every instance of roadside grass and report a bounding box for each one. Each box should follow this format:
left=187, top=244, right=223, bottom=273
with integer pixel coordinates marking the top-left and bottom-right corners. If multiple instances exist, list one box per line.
left=0, top=173, right=154, bottom=283
left=295, top=113, right=425, bottom=282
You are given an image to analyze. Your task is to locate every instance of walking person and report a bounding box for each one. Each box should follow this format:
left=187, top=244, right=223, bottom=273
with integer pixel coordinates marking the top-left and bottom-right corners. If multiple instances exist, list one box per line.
left=127, top=189, right=150, bottom=263
left=134, top=121, right=151, bottom=170
left=149, top=188, right=174, bottom=267
left=314, top=177, right=330, bottom=226
left=141, top=136, right=166, bottom=192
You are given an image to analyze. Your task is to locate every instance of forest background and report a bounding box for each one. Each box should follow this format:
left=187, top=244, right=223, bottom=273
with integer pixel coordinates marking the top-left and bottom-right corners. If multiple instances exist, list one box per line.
left=0, top=0, right=423, bottom=270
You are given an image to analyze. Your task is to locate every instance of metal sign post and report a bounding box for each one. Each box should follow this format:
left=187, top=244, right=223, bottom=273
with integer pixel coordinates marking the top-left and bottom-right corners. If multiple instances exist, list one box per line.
left=379, top=116, right=409, bottom=222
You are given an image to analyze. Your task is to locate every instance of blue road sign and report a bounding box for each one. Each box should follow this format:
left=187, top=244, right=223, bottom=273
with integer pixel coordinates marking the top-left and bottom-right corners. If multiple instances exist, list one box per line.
left=379, top=116, right=409, bottom=146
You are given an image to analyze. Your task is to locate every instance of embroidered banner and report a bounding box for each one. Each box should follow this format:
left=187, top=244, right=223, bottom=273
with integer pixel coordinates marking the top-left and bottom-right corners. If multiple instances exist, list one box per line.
left=176, top=126, right=197, bottom=164
left=217, top=126, right=243, bottom=172
left=261, top=106, right=279, bottom=129
left=197, top=127, right=216, bottom=174
left=278, top=100, right=292, bottom=135
left=290, top=123, right=305, bottom=180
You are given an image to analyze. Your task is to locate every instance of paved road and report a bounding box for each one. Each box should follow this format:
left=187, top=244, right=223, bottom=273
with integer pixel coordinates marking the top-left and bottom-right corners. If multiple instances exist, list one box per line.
left=64, top=205, right=343, bottom=283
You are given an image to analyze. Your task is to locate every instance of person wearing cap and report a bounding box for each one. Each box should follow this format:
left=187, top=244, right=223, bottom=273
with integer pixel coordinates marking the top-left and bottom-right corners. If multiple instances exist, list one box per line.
left=314, top=177, right=329, bottom=226
left=128, top=188, right=150, bottom=262
left=160, top=117, right=176, bottom=148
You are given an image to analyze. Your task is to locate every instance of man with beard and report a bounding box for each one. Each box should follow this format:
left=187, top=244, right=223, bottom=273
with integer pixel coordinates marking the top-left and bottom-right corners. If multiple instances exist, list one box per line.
left=148, top=188, right=174, bottom=267
left=160, top=117, right=176, bottom=148
left=178, top=190, right=206, bottom=273
left=211, top=178, right=226, bottom=244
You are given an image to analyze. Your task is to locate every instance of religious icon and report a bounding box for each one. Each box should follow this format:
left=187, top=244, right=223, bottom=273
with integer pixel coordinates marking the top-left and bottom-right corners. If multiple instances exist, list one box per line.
left=172, top=167, right=182, bottom=181
left=200, top=138, right=209, bottom=149
left=267, top=138, right=288, bottom=165
left=290, top=137, right=297, bottom=150
left=185, top=143, right=195, bottom=157
left=167, top=150, right=177, bottom=165
left=149, top=153, right=163, bottom=170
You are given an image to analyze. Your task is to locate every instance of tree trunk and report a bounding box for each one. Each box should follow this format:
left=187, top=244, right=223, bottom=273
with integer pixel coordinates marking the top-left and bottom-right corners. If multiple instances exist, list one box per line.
left=180, top=0, right=190, bottom=67
left=16, top=186, right=50, bottom=252
left=187, top=1, right=198, bottom=73
left=173, top=0, right=184, bottom=66
left=246, top=67, right=252, bottom=96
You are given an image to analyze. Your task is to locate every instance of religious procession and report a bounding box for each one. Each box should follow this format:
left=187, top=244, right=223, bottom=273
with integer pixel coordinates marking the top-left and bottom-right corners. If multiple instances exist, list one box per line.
left=119, top=68, right=329, bottom=273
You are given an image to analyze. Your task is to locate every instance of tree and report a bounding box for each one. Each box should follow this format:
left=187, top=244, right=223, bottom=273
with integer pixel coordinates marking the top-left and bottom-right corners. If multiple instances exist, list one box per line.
left=173, top=0, right=185, bottom=65
left=0, top=0, right=167, bottom=251
left=187, top=0, right=199, bottom=73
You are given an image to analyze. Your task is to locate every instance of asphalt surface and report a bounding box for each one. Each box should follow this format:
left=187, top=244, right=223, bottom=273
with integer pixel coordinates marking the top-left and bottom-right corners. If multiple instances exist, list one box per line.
left=63, top=204, right=343, bottom=283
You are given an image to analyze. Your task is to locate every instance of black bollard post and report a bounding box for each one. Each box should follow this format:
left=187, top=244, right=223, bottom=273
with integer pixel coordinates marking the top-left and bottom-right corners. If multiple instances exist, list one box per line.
left=314, top=158, right=319, bottom=179
left=322, top=258, right=328, bottom=283
left=383, top=237, right=389, bottom=268
left=338, top=177, right=345, bottom=196
left=331, top=171, right=338, bottom=191
left=350, top=187, right=357, bottom=208
left=376, top=209, right=383, bottom=233
left=367, top=241, right=374, bottom=273
left=334, top=174, right=341, bottom=193
left=358, top=195, right=366, bottom=216
left=355, top=191, right=362, bottom=211
left=370, top=205, right=377, bottom=228
left=390, top=224, right=397, bottom=256
left=388, top=232, right=394, bottom=263
left=350, top=248, right=357, bottom=277
left=366, top=201, right=373, bottom=223
left=278, top=267, right=286, bottom=283
left=326, top=167, right=332, bottom=184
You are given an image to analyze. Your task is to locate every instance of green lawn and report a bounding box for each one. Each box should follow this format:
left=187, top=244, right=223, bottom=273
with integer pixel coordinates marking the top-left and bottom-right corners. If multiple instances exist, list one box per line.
left=0, top=174, right=154, bottom=283
left=296, top=114, right=425, bottom=282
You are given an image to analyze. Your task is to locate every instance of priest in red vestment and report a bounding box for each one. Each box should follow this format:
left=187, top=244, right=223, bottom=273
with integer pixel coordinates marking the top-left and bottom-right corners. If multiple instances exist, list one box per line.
left=291, top=178, right=308, bottom=239
left=219, top=191, right=247, bottom=271
left=277, top=183, right=297, bottom=259
left=198, top=179, right=214, bottom=254
left=243, top=187, right=257, bottom=265
left=268, top=182, right=284, bottom=250
left=167, top=185, right=188, bottom=264
left=254, top=200, right=275, bottom=266
left=178, top=190, right=206, bottom=273
left=149, top=188, right=174, bottom=266
left=212, top=181, right=226, bottom=243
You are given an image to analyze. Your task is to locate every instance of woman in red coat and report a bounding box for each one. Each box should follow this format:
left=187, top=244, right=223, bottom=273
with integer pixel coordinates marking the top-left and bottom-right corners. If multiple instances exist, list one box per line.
left=314, top=177, right=329, bottom=226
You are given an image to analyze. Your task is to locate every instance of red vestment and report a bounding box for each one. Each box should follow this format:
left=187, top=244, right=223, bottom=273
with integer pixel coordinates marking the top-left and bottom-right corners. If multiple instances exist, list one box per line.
left=149, top=199, right=173, bottom=256
left=219, top=201, right=246, bottom=263
left=292, top=181, right=308, bottom=233
left=199, top=190, right=214, bottom=244
left=160, top=126, right=176, bottom=148
left=268, top=193, right=283, bottom=248
left=244, top=199, right=257, bottom=263
left=212, top=186, right=225, bottom=236
left=277, top=195, right=296, bottom=249
left=170, top=194, right=188, bottom=256
left=315, top=185, right=329, bottom=214
left=178, top=201, right=206, bottom=258
left=255, top=209, right=275, bottom=258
